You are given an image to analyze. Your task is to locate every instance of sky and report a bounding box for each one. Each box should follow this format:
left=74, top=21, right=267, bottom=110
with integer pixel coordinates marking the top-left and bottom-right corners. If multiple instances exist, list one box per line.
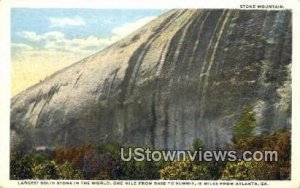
left=11, top=9, right=166, bottom=96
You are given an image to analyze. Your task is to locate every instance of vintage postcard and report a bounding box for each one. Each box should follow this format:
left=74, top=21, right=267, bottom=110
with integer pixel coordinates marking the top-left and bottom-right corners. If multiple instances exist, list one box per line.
left=0, top=0, right=300, bottom=187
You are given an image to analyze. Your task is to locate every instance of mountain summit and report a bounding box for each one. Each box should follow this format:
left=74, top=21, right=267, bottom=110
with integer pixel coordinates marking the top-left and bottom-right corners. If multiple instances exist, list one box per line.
left=11, top=9, right=291, bottom=150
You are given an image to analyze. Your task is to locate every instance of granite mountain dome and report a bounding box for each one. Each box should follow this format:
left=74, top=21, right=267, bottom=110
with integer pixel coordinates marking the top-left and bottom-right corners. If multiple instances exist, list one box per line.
left=11, top=9, right=291, bottom=150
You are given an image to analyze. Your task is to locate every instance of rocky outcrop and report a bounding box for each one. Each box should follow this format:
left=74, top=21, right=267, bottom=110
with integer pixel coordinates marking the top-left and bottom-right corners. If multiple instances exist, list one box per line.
left=11, top=9, right=291, bottom=150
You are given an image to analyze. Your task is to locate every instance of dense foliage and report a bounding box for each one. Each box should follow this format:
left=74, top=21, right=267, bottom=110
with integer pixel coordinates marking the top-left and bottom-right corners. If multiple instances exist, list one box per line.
left=11, top=131, right=290, bottom=180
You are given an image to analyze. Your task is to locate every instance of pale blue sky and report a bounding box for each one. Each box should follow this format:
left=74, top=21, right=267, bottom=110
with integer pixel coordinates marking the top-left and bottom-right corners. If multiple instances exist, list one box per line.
left=12, top=9, right=166, bottom=44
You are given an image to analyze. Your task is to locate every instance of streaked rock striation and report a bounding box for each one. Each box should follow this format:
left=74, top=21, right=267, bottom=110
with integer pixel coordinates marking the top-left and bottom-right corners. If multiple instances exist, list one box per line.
left=11, top=9, right=292, bottom=150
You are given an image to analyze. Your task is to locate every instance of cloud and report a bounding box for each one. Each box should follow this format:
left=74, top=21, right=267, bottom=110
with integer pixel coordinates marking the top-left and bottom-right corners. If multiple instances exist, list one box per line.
left=41, top=31, right=65, bottom=40
left=11, top=43, right=35, bottom=59
left=17, top=31, right=112, bottom=54
left=45, top=36, right=115, bottom=52
left=11, top=43, right=34, bottom=51
left=112, top=16, right=157, bottom=38
left=19, top=31, right=41, bottom=42
left=49, top=17, right=86, bottom=27
left=19, top=31, right=65, bottom=42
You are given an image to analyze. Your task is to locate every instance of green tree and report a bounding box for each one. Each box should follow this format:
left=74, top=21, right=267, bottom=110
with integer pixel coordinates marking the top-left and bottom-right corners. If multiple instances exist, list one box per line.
left=192, top=138, right=204, bottom=151
left=232, top=105, right=256, bottom=143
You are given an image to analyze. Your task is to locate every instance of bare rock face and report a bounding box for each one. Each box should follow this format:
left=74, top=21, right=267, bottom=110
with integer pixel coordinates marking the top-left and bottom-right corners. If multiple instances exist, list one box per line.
left=11, top=9, right=291, bottom=150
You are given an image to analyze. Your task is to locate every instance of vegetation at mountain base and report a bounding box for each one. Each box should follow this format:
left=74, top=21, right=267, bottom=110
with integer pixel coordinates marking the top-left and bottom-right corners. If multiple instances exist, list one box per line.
left=10, top=130, right=290, bottom=180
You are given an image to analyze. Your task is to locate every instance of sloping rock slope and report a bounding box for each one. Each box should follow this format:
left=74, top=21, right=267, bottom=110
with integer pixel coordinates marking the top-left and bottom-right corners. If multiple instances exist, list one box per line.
left=11, top=9, right=292, bottom=150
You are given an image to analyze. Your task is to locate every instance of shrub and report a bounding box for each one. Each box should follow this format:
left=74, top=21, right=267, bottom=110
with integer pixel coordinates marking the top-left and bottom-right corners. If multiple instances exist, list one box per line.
left=221, top=160, right=283, bottom=180
left=10, top=153, right=32, bottom=179
left=56, top=161, right=84, bottom=179
left=160, top=159, right=210, bottom=180
left=31, top=160, right=58, bottom=179
left=222, top=161, right=255, bottom=180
